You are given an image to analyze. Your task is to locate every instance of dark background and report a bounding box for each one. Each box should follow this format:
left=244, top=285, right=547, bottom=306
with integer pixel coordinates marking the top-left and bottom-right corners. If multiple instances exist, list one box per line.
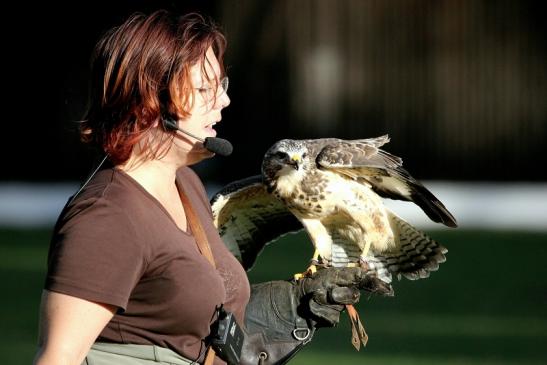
left=2, top=0, right=546, bottom=185
left=1, top=3, right=546, bottom=364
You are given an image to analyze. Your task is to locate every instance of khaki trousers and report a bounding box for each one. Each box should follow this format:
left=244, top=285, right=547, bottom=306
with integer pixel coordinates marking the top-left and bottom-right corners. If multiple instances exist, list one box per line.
left=82, top=342, right=195, bottom=365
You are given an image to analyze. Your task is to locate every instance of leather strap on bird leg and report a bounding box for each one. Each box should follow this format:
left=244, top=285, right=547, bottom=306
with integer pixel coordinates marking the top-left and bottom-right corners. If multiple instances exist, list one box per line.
left=346, top=304, right=368, bottom=350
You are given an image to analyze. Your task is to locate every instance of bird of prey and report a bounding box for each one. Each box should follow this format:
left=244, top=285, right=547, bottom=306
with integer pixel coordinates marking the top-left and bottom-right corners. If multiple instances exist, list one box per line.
left=210, top=135, right=457, bottom=350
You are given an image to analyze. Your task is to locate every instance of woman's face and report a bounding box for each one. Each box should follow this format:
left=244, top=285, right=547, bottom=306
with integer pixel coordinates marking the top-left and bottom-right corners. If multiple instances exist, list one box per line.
left=172, top=47, right=230, bottom=160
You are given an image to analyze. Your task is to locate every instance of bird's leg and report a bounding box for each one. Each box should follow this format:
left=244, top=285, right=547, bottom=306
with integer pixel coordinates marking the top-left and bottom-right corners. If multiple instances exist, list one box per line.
left=294, top=218, right=332, bottom=280
left=361, top=238, right=372, bottom=259
left=294, top=249, right=320, bottom=280
left=308, top=249, right=320, bottom=273
left=357, top=235, right=373, bottom=273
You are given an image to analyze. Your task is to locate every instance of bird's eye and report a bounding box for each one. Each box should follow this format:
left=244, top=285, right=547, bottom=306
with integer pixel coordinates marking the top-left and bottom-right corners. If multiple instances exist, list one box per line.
left=274, top=151, right=287, bottom=159
left=302, top=153, right=307, bottom=159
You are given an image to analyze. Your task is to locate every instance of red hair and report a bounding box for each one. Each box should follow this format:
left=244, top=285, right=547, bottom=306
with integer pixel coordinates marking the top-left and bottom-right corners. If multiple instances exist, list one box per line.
left=80, top=10, right=226, bottom=164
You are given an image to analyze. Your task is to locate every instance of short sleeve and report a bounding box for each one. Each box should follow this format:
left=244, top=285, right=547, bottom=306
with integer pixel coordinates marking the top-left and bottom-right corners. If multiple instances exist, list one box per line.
left=45, top=198, right=147, bottom=311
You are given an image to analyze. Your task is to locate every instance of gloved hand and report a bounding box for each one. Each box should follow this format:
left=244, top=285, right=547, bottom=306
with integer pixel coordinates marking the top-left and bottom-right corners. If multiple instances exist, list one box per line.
left=296, top=267, right=393, bottom=327
left=296, top=266, right=392, bottom=327
left=239, top=267, right=392, bottom=365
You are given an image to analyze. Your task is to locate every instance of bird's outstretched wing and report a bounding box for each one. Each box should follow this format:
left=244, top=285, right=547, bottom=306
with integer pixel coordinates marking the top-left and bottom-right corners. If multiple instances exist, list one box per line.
left=316, top=135, right=458, bottom=228
left=210, top=175, right=303, bottom=271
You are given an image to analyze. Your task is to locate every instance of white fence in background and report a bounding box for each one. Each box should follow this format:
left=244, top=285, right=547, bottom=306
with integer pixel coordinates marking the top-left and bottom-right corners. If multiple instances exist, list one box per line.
left=0, top=182, right=546, bottom=231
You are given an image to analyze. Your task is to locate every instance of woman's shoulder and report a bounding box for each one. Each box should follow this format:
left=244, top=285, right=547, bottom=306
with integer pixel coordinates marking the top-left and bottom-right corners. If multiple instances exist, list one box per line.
left=56, top=168, right=151, bottom=231
left=176, top=166, right=209, bottom=203
left=176, top=166, right=202, bottom=185
left=68, top=169, right=128, bottom=207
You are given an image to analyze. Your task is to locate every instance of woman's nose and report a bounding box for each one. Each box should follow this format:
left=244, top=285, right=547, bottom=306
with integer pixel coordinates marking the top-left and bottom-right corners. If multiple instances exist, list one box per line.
left=215, top=90, right=230, bottom=109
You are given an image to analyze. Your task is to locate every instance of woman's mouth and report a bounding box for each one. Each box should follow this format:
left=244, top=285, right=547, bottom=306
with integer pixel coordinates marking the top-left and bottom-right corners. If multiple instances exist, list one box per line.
left=204, top=121, right=218, bottom=137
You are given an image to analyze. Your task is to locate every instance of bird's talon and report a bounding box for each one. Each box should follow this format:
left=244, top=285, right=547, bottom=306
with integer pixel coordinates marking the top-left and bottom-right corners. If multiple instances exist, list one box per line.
left=293, top=264, right=318, bottom=281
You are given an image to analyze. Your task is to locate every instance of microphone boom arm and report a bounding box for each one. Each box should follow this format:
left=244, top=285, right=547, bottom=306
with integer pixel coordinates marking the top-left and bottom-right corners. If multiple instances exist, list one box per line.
left=162, top=117, right=233, bottom=156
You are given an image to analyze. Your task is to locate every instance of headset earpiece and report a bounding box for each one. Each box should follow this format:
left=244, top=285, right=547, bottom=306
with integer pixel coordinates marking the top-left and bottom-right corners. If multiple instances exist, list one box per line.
left=162, top=116, right=178, bottom=132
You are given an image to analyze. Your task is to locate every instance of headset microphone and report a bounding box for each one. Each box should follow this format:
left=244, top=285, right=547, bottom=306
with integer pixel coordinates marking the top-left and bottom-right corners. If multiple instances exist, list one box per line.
left=162, top=117, right=233, bottom=156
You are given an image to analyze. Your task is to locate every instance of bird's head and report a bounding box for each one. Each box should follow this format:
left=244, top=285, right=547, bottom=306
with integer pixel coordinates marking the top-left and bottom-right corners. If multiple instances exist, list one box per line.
left=262, top=139, right=311, bottom=190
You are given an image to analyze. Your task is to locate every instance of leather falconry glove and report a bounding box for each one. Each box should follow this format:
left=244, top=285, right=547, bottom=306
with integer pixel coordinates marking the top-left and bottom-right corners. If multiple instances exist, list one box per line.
left=239, top=266, right=390, bottom=365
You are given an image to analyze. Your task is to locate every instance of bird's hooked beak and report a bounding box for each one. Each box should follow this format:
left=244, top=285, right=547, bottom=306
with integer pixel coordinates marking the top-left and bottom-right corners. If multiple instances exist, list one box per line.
left=289, top=154, right=301, bottom=170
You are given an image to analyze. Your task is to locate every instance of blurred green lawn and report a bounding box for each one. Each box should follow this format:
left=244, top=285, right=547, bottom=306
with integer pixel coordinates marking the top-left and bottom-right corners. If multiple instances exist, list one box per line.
left=1, top=228, right=546, bottom=364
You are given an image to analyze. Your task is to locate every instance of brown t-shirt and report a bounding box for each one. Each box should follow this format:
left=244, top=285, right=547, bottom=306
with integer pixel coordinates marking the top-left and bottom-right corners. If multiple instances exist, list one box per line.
left=45, top=166, right=250, bottom=363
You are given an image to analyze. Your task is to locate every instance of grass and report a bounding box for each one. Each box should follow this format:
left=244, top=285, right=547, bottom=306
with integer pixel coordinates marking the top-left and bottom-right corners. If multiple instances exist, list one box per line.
left=0, top=228, right=52, bottom=365
left=1, top=228, right=546, bottom=364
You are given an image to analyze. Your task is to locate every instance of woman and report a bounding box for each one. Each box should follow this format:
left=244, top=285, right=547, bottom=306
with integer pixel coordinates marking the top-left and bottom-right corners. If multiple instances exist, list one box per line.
left=33, top=10, right=371, bottom=365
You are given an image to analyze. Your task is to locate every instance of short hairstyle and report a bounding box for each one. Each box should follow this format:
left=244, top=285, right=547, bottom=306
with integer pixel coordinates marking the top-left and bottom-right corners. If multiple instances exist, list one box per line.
left=80, top=10, right=226, bottom=164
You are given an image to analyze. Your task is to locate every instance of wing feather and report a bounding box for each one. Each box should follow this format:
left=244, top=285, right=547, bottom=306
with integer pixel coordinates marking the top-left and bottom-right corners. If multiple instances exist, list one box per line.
left=210, top=175, right=303, bottom=271
left=316, top=135, right=457, bottom=228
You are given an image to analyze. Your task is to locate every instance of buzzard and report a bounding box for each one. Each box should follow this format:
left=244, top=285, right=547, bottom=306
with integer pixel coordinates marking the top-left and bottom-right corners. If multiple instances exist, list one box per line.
left=210, top=135, right=457, bottom=350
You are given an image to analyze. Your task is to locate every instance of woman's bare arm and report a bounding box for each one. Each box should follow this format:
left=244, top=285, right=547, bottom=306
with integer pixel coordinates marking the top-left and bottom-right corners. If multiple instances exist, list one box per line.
left=33, top=290, right=116, bottom=365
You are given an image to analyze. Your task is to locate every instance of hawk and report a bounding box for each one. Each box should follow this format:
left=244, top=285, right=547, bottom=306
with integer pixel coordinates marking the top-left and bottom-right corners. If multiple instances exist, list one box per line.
left=210, top=135, right=457, bottom=350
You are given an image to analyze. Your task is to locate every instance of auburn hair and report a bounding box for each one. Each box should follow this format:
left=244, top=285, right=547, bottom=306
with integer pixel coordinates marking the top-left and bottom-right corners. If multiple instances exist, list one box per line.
left=80, top=10, right=226, bottom=164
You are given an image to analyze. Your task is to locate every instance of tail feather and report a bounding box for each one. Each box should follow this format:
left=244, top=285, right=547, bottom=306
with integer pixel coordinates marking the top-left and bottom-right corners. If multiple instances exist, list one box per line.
left=373, top=212, right=448, bottom=281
